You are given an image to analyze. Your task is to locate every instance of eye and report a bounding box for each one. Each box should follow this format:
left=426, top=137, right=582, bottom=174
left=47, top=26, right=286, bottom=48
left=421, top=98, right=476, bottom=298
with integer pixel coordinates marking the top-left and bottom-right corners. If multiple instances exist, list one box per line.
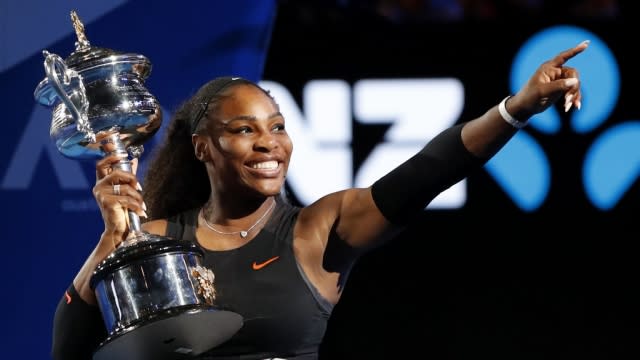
left=236, top=126, right=253, bottom=134
left=272, top=123, right=285, bottom=132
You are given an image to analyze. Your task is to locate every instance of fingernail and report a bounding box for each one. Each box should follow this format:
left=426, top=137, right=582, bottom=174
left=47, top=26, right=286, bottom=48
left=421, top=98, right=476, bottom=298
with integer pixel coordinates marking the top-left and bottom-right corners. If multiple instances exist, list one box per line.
left=565, top=78, right=578, bottom=87
left=142, top=201, right=148, bottom=211
left=565, top=93, right=574, bottom=104
left=564, top=94, right=574, bottom=112
left=580, top=40, right=590, bottom=46
left=564, top=101, right=573, bottom=113
left=576, top=100, right=582, bottom=110
left=136, top=183, right=143, bottom=192
left=140, top=210, right=148, bottom=219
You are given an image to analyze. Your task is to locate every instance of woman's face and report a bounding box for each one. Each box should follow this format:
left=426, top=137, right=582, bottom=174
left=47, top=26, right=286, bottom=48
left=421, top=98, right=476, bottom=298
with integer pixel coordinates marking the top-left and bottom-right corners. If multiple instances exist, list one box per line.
left=203, top=84, right=293, bottom=198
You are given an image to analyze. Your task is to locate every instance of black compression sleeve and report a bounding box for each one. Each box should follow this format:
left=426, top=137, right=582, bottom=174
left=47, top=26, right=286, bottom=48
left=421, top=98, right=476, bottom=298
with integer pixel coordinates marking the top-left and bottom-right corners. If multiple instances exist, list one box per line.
left=371, top=123, right=485, bottom=225
left=51, top=284, right=107, bottom=360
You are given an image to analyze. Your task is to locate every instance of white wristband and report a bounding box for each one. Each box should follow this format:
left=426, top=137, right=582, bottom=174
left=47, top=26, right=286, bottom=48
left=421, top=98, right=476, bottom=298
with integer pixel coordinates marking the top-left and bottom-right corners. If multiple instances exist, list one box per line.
left=498, top=96, right=528, bottom=129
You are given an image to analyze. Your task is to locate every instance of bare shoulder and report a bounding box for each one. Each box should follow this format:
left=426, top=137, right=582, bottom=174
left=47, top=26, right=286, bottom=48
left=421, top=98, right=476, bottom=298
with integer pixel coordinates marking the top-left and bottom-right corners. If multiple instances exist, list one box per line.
left=298, top=187, right=374, bottom=220
left=296, top=188, right=371, bottom=243
left=141, top=219, right=168, bottom=236
left=297, top=189, right=351, bottom=226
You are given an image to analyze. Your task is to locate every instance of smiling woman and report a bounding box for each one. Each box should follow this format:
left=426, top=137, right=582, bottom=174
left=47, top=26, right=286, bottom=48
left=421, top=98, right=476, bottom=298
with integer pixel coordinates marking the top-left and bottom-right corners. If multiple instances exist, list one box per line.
left=51, top=41, right=589, bottom=359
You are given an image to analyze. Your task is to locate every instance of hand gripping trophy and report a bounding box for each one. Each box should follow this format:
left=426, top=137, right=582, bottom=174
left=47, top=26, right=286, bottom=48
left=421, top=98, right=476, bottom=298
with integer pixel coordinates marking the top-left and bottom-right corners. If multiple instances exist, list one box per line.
left=33, top=11, right=242, bottom=360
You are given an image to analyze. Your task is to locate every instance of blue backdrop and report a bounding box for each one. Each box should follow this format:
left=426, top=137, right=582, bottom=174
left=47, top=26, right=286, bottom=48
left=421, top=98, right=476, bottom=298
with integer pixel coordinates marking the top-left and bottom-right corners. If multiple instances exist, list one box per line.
left=0, top=1, right=276, bottom=358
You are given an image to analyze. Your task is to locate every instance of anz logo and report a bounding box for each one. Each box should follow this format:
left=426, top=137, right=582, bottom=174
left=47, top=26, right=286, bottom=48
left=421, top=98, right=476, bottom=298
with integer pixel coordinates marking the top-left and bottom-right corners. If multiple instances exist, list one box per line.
left=266, top=25, right=637, bottom=212
left=3, top=26, right=635, bottom=212
left=259, top=78, right=466, bottom=209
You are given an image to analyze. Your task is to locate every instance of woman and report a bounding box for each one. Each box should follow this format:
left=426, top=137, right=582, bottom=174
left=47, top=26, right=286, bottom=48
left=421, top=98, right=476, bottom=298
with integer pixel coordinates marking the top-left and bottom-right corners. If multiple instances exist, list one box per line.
left=52, top=41, right=588, bottom=359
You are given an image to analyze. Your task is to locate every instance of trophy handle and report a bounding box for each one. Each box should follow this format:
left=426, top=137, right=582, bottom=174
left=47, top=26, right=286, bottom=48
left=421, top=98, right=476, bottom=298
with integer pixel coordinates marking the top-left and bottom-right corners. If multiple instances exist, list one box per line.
left=43, top=50, right=96, bottom=143
left=99, top=132, right=144, bottom=241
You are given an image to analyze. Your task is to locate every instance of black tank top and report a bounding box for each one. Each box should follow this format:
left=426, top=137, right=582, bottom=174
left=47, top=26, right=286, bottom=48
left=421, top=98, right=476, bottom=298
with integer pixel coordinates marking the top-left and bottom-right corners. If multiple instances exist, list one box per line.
left=166, top=198, right=332, bottom=360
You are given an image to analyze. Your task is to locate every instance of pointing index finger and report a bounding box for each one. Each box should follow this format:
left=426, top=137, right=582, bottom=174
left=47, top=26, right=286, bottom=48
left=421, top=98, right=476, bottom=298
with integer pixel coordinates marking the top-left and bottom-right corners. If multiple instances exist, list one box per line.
left=549, top=40, right=590, bottom=66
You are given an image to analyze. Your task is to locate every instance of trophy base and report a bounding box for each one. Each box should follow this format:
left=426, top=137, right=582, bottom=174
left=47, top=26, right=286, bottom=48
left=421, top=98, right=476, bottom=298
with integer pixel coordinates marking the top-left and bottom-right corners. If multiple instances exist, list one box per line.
left=92, top=307, right=243, bottom=360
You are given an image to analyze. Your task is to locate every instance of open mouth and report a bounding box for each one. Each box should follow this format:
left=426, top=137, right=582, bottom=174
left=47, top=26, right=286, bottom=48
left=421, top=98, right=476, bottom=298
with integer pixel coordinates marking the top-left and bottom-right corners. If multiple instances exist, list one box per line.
left=249, top=160, right=279, bottom=170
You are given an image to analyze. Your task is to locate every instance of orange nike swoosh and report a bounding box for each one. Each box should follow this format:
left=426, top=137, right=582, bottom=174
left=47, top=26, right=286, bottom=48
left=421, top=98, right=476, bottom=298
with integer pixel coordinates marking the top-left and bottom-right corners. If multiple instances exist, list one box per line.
left=252, top=256, right=280, bottom=270
left=65, top=291, right=72, bottom=304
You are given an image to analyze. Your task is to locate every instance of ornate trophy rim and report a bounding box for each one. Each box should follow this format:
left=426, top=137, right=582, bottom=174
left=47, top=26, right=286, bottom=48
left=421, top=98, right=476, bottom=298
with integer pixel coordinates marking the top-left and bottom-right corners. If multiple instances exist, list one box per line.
left=89, top=237, right=205, bottom=289
left=34, top=52, right=152, bottom=106
left=33, top=9, right=152, bottom=106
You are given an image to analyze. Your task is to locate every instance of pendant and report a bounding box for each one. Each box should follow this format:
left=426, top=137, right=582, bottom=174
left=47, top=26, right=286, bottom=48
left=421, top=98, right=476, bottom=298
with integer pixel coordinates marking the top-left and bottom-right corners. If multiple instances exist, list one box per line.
left=240, top=231, right=248, bottom=238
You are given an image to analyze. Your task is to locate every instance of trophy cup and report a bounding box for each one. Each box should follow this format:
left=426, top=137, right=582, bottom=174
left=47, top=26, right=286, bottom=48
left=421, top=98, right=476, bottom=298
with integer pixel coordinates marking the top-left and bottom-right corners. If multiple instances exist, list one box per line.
left=34, top=11, right=242, bottom=360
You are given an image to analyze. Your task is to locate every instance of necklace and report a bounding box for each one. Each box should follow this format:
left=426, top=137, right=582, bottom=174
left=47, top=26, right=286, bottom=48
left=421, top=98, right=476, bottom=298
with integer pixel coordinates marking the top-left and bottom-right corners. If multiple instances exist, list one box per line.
left=199, top=199, right=276, bottom=238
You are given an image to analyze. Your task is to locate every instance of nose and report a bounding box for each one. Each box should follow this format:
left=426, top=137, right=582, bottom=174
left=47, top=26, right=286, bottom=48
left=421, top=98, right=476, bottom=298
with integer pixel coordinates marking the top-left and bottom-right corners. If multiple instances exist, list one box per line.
left=253, top=130, right=277, bottom=152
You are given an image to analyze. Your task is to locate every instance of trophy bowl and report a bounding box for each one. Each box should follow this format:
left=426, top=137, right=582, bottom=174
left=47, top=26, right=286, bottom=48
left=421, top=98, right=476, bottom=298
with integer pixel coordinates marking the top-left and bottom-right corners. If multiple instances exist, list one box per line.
left=33, top=36, right=161, bottom=159
left=34, top=11, right=242, bottom=360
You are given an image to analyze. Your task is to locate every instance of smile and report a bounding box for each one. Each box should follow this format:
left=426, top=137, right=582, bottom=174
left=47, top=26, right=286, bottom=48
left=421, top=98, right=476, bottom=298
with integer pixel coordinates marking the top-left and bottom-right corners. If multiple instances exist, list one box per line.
left=250, top=160, right=279, bottom=170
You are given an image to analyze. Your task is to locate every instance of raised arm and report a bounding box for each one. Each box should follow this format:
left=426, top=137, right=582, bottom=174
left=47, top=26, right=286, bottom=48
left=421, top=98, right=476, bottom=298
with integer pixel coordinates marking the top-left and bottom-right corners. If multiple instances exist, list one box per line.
left=51, top=154, right=146, bottom=360
left=330, top=40, right=589, bottom=249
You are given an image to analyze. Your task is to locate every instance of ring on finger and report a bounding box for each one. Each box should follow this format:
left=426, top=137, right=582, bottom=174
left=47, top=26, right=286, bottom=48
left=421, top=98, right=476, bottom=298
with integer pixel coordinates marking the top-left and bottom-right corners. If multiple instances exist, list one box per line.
left=113, top=183, right=121, bottom=196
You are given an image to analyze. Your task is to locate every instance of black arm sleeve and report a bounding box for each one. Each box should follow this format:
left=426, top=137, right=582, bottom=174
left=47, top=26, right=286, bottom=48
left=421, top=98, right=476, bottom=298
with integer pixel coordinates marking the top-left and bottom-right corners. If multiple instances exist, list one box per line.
left=51, top=284, right=107, bottom=360
left=371, top=123, right=486, bottom=225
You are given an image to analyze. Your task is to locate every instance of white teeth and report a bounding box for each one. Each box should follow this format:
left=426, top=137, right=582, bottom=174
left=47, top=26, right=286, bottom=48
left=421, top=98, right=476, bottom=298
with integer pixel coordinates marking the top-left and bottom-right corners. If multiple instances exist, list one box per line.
left=251, top=160, right=278, bottom=170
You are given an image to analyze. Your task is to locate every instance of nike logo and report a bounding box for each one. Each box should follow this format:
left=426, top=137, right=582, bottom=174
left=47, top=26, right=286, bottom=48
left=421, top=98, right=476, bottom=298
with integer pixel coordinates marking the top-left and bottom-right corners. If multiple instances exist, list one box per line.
left=252, top=256, right=280, bottom=270
left=65, top=291, right=72, bottom=304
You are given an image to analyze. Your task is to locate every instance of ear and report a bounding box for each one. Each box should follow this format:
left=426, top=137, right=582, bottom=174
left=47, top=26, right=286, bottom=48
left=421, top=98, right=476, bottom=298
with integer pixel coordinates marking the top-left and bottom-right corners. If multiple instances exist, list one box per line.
left=192, top=134, right=209, bottom=162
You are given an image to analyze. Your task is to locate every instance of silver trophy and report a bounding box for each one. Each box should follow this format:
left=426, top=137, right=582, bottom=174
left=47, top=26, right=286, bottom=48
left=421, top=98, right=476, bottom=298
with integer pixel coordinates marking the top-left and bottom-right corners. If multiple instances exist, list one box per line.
left=33, top=11, right=242, bottom=360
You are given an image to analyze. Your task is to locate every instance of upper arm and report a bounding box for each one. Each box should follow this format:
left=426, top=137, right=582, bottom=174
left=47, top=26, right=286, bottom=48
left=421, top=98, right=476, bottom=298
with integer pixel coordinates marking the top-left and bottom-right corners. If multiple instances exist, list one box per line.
left=294, top=188, right=393, bottom=300
left=334, top=187, right=394, bottom=248
left=301, top=187, right=392, bottom=250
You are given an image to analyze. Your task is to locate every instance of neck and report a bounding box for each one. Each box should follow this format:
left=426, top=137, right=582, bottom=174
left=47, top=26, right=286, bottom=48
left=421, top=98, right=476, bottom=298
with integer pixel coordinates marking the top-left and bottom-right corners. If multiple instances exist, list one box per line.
left=201, top=196, right=276, bottom=227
